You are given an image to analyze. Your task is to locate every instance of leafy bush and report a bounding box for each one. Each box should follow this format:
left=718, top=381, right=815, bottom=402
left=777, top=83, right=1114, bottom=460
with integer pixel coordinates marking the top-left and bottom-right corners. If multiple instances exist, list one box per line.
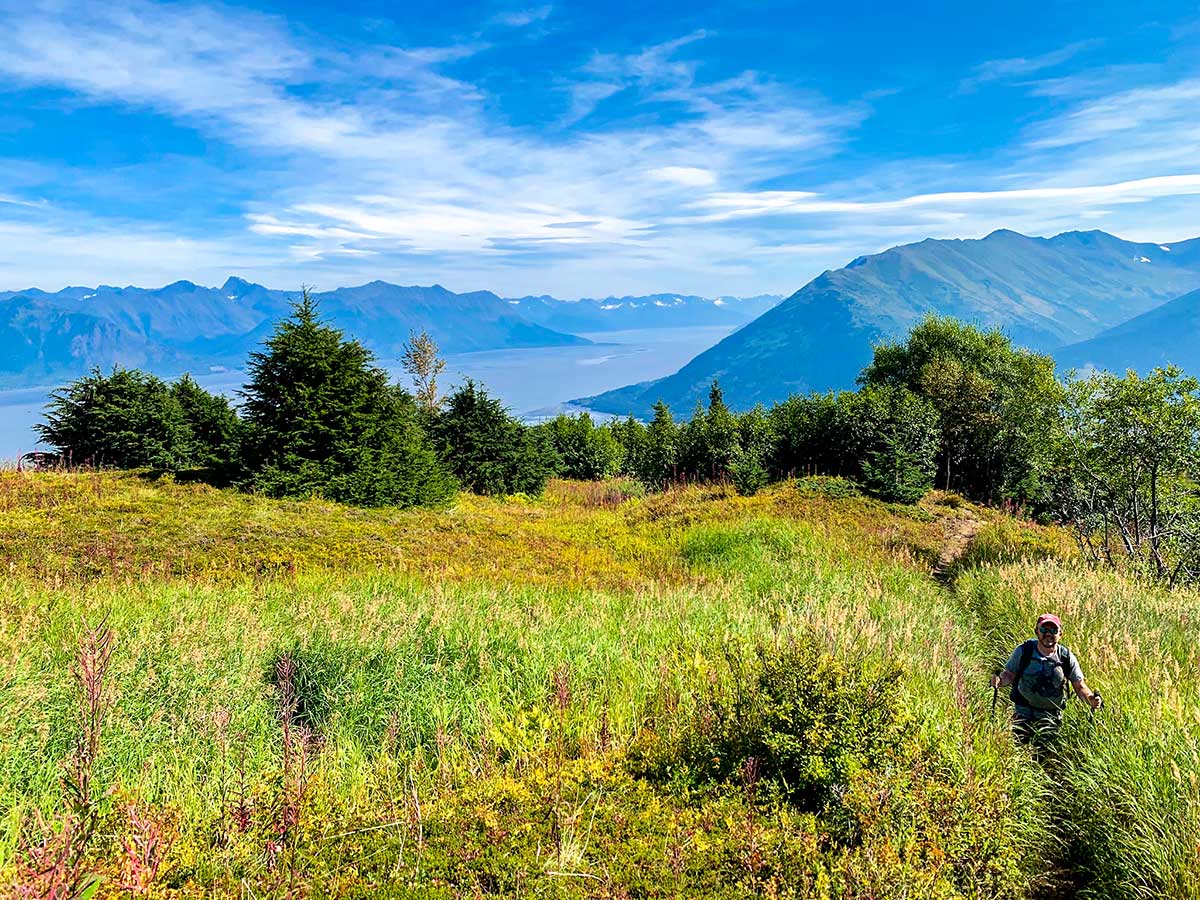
left=634, top=636, right=916, bottom=813
left=537, top=413, right=623, bottom=480
left=795, top=476, right=862, bottom=500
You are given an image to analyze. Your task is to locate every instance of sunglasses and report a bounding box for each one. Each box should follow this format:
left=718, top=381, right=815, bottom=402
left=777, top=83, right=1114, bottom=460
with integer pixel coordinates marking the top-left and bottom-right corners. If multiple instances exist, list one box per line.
left=1038, top=625, right=1060, bottom=635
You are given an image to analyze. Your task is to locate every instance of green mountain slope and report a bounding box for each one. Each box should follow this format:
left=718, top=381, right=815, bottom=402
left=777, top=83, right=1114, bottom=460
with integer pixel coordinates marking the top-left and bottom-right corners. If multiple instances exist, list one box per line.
left=580, top=230, right=1200, bottom=415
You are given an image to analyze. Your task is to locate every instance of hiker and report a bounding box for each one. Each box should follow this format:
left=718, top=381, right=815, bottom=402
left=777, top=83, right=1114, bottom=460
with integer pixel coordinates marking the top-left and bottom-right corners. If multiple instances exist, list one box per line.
left=991, top=614, right=1102, bottom=759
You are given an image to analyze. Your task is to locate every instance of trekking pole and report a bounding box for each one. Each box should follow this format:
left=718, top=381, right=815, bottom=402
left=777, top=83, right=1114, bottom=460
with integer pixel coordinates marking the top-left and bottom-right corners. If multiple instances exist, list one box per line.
left=991, top=681, right=998, bottom=718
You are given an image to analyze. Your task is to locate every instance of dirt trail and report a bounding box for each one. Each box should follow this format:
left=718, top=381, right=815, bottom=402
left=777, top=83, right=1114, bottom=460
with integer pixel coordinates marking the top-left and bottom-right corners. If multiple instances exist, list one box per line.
left=933, top=514, right=984, bottom=580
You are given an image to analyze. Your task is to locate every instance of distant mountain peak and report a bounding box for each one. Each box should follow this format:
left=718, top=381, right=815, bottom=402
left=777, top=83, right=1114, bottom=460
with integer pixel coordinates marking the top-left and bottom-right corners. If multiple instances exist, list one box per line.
left=983, top=228, right=1028, bottom=240
left=221, top=276, right=257, bottom=294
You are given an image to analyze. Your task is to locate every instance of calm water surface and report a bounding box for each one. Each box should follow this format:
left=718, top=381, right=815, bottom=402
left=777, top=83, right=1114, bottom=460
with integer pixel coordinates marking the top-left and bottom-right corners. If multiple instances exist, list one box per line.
left=0, top=325, right=736, bottom=461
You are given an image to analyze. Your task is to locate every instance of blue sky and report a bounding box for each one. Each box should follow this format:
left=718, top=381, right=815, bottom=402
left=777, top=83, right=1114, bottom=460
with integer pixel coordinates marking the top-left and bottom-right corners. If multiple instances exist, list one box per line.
left=1, top=0, right=1198, bottom=297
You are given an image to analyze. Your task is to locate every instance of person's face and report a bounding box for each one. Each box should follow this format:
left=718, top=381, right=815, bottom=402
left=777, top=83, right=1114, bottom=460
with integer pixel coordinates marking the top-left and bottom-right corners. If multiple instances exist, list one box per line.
left=1037, top=622, right=1060, bottom=648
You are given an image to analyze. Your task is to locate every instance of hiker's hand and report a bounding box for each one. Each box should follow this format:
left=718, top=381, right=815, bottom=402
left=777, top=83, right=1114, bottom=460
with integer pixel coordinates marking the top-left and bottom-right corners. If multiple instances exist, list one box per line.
left=990, top=674, right=1001, bottom=689
left=1088, top=693, right=1103, bottom=710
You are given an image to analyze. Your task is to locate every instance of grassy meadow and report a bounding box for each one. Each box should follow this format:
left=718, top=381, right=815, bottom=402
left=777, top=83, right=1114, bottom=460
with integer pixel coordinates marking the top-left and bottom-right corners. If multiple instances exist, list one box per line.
left=1, top=471, right=1197, bottom=898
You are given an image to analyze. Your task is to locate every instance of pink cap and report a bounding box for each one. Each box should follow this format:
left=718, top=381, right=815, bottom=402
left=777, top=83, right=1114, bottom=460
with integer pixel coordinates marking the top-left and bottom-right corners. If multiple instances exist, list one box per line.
left=1037, top=613, right=1062, bottom=630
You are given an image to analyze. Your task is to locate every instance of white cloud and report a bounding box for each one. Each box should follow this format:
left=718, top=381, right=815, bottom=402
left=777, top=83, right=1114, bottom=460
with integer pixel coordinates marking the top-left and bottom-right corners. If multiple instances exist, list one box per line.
left=1026, top=78, right=1200, bottom=150
left=648, top=166, right=716, bottom=187
left=960, top=39, right=1102, bottom=92
left=491, top=5, right=553, bottom=27
left=689, top=174, right=1200, bottom=222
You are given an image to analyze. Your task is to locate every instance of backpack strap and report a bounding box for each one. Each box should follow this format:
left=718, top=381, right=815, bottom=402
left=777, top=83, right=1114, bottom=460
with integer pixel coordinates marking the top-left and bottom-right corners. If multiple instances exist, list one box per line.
left=1058, top=646, right=1075, bottom=692
left=1010, top=639, right=1036, bottom=706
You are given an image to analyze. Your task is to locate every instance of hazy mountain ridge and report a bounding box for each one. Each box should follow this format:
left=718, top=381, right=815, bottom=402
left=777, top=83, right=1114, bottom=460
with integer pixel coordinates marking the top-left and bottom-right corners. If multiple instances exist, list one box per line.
left=0, top=277, right=781, bottom=388
left=505, top=293, right=782, bottom=333
left=580, top=229, right=1200, bottom=416
left=1056, top=287, right=1200, bottom=375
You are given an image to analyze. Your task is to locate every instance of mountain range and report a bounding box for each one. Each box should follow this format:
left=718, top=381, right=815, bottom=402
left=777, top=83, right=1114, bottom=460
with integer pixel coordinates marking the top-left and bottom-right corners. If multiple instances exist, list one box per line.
left=580, top=229, right=1200, bottom=415
left=0, top=279, right=780, bottom=388
left=5, top=228, right=1198, bottom=407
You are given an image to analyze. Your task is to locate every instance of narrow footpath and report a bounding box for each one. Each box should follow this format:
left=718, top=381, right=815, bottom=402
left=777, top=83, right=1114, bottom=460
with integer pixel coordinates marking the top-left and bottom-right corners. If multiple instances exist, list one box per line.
left=931, top=510, right=1085, bottom=900
left=932, top=513, right=983, bottom=580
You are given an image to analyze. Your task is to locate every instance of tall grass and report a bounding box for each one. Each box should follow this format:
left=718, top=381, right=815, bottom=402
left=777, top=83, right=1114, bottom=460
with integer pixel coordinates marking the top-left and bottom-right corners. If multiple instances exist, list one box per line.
left=958, top=560, right=1200, bottom=898
left=0, top=470, right=1186, bottom=896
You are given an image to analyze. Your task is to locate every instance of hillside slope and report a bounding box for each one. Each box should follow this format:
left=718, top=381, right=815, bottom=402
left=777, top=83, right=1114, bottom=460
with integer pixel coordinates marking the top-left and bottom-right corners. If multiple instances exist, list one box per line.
left=1055, top=286, right=1200, bottom=375
left=1, top=472, right=1193, bottom=898
left=581, top=230, right=1200, bottom=415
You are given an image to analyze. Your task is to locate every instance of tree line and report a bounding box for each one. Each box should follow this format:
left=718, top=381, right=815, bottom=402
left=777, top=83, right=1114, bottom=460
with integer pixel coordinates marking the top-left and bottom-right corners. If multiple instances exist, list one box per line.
left=33, top=295, right=1200, bottom=583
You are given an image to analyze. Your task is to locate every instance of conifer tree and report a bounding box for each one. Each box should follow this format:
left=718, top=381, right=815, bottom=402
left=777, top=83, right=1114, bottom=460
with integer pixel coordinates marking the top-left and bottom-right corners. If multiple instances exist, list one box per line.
left=638, top=400, right=678, bottom=489
left=36, top=367, right=190, bottom=469
left=170, top=374, right=239, bottom=471
left=435, top=380, right=554, bottom=495
left=239, top=291, right=455, bottom=506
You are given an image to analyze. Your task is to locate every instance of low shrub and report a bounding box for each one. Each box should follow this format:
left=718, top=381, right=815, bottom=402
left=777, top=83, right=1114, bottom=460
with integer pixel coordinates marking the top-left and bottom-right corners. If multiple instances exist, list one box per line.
left=952, top=519, right=1074, bottom=574
left=795, top=476, right=862, bottom=500
left=632, top=636, right=915, bottom=814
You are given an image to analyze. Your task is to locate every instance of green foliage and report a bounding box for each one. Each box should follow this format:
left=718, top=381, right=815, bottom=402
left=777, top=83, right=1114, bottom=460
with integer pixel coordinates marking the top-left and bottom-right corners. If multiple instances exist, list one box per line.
left=537, top=412, right=624, bottom=480
left=678, top=381, right=742, bottom=483
left=634, top=400, right=679, bottom=489
left=854, top=385, right=940, bottom=504
left=435, top=380, right=555, bottom=495
left=240, top=291, right=387, bottom=475
left=636, top=637, right=915, bottom=813
left=322, top=389, right=457, bottom=508
left=608, top=415, right=647, bottom=480
left=169, top=374, right=240, bottom=471
left=861, top=315, right=1064, bottom=505
left=729, top=406, right=775, bottom=496
left=1055, top=366, right=1200, bottom=582
left=37, top=367, right=196, bottom=470
left=766, top=392, right=854, bottom=479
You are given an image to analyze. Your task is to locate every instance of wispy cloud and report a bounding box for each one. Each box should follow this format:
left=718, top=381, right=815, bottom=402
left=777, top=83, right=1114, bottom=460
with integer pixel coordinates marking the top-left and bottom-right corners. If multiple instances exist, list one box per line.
left=960, top=39, right=1102, bottom=92
left=688, top=174, right=1200, bottom=222
left=649, top=167, right=717, bottom=187
left=0, top=0, right=1197, bottom=297
left=491, top=5, right=553, bottom=28
left=1026, top=78, right=1200, bottom=150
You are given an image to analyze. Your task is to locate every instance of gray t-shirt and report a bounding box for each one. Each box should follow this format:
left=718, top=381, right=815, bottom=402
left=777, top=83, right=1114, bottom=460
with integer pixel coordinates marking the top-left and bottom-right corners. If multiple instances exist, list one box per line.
left=1004, top=641, right=1084, bottom=722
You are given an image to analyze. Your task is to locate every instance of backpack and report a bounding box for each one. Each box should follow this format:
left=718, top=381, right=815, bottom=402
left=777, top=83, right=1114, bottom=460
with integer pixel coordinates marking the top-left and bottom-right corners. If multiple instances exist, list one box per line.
left=1010, top=639, right=1075, bottom=707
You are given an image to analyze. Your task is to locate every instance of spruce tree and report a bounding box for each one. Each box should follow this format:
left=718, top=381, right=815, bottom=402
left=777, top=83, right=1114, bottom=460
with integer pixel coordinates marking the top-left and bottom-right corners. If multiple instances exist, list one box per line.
left=170, top=374, right=239, bottom=471
left=435, top=380, right=554, bottom=495
left=239, top=291, right=455, bottom=506
left=638, top=401, right=678, bottom=489
left=36, top=367, right=190, bottom=469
